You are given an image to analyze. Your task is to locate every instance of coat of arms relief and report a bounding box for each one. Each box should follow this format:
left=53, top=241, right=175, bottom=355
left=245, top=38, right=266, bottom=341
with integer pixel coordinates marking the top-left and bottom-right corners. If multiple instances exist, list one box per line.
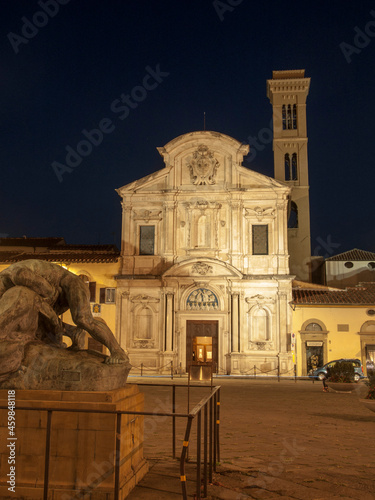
left=187, top=145, right=219, bottom=185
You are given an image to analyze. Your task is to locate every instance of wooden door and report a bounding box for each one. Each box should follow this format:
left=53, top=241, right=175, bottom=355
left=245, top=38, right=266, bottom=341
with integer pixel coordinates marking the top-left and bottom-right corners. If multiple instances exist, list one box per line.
left=186, top=320, right=218, bottom=369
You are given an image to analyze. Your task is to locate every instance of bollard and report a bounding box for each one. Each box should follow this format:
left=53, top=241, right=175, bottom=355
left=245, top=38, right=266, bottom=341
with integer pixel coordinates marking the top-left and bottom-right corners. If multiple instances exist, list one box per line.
left=294, top=364, right=297, bottom=383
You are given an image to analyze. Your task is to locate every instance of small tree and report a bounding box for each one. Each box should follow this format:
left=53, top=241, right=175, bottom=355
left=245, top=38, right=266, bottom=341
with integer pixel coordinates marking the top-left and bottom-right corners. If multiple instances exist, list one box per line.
left=328, top=361, right=355, bottom=383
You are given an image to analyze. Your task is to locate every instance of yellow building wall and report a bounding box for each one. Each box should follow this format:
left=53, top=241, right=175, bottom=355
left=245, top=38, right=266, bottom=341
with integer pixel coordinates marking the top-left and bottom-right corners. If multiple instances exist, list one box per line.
left=293, top=305, right=369, bottom=377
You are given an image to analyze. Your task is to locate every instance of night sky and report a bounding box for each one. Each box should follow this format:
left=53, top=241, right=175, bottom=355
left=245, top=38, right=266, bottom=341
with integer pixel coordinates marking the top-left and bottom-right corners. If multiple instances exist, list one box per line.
left=1, top=0, right=375, bottom=259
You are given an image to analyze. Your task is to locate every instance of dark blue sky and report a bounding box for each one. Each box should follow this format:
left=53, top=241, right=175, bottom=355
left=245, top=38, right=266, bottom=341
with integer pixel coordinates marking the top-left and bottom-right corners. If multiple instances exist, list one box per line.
left=1, top=0, right=374, bottom=258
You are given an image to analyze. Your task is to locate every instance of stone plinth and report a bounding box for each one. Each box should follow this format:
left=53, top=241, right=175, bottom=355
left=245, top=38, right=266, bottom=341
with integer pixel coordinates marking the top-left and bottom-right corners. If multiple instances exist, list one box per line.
left=0, top=385, right=148, bottom=499
left=0, top=342, right=131, bottom=391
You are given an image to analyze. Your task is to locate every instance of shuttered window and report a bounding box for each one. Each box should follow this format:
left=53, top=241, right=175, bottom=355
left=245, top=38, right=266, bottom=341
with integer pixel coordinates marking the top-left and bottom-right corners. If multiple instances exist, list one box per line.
left=88, top=282, right=96, bottom=302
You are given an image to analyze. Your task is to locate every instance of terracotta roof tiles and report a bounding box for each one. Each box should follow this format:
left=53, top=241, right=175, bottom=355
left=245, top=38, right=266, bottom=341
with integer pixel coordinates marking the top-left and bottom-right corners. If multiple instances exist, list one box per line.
left=326, top=248, right=375, bottom=262
left=293, top=282, right=375, bottom=305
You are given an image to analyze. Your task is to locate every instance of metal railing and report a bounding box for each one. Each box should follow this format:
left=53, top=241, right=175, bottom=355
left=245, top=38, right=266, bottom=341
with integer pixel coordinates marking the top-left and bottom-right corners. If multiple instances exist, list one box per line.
left=0, top=383, right=221, bottom=500
left=131, top=362, right=310, bottom=382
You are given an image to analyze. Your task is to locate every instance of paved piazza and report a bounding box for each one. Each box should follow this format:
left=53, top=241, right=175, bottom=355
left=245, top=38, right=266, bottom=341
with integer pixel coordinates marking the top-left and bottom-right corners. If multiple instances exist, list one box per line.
left=128, top=377, right=375, bottom=499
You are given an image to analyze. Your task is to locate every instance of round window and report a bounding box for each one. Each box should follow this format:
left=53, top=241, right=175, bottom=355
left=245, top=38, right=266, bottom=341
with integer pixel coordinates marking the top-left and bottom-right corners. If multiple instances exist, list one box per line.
left=368, top=262, right=375, bottom=270
left=367, top=309, right=375, bottom=316
left=344, top=261, right=354, bottom=269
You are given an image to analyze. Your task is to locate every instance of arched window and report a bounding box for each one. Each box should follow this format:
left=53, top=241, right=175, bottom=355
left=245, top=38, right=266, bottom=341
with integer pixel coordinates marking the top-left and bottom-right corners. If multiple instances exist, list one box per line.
left=284, top=153, right=290, bottom=180
left=291, top=153, right=298, bottom=180
left=288, top=201, right=298, bottom=228
left=305, top=322, right=323, bottom=331
left=286, top=105, right=292, bottom=129
left=285, top=152, right=298, bottom=181
left=292, top=104, right=297, bottom=129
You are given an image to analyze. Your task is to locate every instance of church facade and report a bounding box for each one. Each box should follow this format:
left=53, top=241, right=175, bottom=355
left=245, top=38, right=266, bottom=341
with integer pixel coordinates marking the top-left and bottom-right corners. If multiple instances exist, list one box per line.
left=115, top=70, right=311, bottom=375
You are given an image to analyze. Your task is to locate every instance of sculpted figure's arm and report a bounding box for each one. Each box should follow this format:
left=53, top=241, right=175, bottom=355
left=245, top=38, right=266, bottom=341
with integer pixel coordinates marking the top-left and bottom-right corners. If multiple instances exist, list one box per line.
left=37, top=299, right=65, bottom=345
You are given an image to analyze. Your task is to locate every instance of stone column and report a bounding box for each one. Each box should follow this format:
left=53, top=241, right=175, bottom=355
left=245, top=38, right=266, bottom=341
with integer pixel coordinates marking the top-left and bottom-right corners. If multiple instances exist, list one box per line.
left=230, top=201, right=242, bottom=269
left=231, top=293, right=239, bottom=352
left=163, top=202, right=175, bottom=257
left=165, top=293, right=174, bottom=352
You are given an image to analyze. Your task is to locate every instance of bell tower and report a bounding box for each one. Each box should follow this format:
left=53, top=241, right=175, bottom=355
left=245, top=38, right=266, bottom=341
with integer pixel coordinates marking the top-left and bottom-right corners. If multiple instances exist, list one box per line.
left=267, top=70, right=311, bottom=281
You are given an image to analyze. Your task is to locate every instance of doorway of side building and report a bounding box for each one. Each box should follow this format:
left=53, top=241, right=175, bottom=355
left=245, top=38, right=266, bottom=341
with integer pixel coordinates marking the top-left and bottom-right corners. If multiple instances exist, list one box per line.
left=186, top=320, right=218, bottom=370
left=306, top=342, right=324, bottom=375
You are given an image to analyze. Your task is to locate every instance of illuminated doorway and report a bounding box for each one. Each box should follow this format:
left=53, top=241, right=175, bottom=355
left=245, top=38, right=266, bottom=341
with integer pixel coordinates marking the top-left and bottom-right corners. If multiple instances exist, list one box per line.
left=186, top=320, right=218, bottom=370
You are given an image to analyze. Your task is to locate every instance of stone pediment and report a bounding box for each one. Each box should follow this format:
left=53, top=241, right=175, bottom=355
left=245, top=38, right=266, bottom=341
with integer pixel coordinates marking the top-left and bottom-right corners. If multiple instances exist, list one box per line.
left=116, top=130, right=288, bottom=194
left=116, top=167, right=170, bottom=195
left=163, top=258, right=243, bottom=278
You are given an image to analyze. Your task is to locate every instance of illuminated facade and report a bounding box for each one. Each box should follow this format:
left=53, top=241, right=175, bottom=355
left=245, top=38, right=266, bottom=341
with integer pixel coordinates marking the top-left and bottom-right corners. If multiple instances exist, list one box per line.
left=116, top=131, right=294, bottom=374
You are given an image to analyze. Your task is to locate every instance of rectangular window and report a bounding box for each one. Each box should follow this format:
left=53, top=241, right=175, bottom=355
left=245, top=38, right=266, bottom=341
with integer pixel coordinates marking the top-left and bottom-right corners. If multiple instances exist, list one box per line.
left=99, top=288, right=116, bottom=304
left=252, top=225, right=269, bottom=255
left=105, top=288, right=116, bottom=304
left=140, top=225, right=155, bottom=255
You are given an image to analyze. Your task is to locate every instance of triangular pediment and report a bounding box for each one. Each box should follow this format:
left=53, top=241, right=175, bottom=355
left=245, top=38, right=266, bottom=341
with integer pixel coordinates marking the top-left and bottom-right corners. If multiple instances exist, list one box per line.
left=116, top=166, right=171, bottom=195
left=163, top=257, right=243, bottom=278
left=117, top=130, right=288, bottom=195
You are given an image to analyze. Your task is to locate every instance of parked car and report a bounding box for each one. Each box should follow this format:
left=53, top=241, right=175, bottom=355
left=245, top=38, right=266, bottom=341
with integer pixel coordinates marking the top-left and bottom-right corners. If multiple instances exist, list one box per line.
left=312, top=358, right=364, bottom=382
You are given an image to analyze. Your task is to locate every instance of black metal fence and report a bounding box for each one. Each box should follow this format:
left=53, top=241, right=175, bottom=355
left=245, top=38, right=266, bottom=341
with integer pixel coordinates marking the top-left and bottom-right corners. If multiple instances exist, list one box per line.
left=130, top=361, right=317, bottom=383
left=0, top=383, right=221, bottom=500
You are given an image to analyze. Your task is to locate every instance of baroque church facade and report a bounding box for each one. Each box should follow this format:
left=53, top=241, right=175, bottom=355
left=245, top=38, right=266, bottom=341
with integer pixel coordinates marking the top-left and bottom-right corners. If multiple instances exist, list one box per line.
left=115, top=70, right=312, bottom=374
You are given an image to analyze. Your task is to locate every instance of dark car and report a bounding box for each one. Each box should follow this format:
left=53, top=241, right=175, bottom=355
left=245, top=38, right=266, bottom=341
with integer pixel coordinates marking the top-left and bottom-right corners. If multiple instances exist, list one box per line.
left=312, top=358, right=364, bottom=382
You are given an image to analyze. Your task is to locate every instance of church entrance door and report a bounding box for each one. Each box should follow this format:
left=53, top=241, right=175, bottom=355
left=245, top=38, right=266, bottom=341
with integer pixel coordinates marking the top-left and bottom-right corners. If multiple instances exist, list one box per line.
left=186, top=320, right=218, bottom=370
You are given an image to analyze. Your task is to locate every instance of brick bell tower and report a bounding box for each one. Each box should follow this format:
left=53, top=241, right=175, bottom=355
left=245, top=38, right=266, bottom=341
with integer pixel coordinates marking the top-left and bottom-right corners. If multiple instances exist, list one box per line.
left=267, top=70, right=311, bottom=281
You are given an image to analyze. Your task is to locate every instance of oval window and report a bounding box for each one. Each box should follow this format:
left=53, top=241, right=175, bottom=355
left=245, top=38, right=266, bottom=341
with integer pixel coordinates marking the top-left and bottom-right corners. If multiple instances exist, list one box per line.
left=344, top=262, right=354, bottom=269
left=368, top=262, right=375, bottom=270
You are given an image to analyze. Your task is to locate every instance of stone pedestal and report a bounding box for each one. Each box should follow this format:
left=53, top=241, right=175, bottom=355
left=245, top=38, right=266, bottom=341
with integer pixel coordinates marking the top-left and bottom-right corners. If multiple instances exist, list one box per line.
left=0, top=385, right=148, bottom=499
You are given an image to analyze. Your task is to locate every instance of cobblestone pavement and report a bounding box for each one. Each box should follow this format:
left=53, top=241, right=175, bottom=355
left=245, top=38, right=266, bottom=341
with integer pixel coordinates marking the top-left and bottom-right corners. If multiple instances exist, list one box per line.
left=127, top=376, right=375, bottom=499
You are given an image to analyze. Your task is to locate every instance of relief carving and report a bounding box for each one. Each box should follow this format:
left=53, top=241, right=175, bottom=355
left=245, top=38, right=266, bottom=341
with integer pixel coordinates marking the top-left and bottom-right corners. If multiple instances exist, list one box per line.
left=248, top=341, right=274, bottom=351
left=132, top=339, right=156, bottom=349
left=246, top=295, right=275, bottom=308
left=191, top=262, right=213, bottom=275
left=133, top=210, right=162, bottom=223
left=186, top=288, right=219, bottom=311
left=131, top=295, right=160, bottom=303
left=245, top=207, right=275, bottom=221
left=187, top=145, right=219, bottom=185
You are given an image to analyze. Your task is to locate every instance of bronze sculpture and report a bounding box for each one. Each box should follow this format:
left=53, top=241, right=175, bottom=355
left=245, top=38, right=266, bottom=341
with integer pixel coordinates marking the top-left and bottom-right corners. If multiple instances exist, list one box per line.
left=0, top=260, right=130, bottom=390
